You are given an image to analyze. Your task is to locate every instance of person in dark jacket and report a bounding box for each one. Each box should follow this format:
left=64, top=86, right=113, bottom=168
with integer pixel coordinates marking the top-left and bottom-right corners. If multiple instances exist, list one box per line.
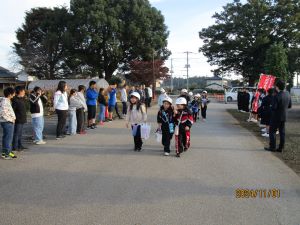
left=29, top=86, right=47, bottom=145
left=157, top=96, right=175, bottom=156
left=12, top=86, right=27, bottom=151
left=98, top=88, right=107, bottom=125
left=242, top=88, right=250, bottom=112
left=265, top=80, right=292, bottom=152
left=260, top=88, right=274, bottom=137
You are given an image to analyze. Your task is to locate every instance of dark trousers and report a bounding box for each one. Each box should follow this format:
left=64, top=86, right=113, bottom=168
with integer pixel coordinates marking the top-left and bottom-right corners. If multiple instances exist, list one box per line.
left=146, top=97, right=152, bottom=107
left=132, top=125, right=143, bottom=149
left=162, top=130, right=173, bottom=153
left=115, top=103, right=121, bottom=118
left=201, top=106, right=207, bottom=119
left=76, top=108, right=84, bottom=133
left=122, top=102, right=127, bottom=115
left=12, top=123, right=24, bottom=150
left=56, top=109, right=68, bottom=137
left=193, top=112, right=198, bottom=122
left=176, top=129, right=187, bottom=154
left=269, top=121, right=285, bottom=150
left=1, top=122, right=14, bottom=155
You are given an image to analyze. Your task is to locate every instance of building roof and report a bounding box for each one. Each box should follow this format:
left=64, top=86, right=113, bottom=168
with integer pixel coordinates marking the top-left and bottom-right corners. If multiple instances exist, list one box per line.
left=205, top=76, right=222, bottom=81
left=0, top=66, right=17, bottom=79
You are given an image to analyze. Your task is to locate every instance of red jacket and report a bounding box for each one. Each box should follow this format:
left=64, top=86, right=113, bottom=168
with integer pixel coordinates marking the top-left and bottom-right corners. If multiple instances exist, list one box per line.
left=174, top=108, right=193, bottom=128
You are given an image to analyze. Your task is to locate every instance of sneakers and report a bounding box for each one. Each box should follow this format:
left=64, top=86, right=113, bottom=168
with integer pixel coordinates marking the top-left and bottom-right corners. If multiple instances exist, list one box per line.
left=262, top=133, right=269, bottom=137
left=36, top=140, right=46, bottom=145
left=176, top=153, right=181, bottom=158
left=261, top=128, right=267, bottom=133
left=2, top=154, right=13, bottom=160
left=250, top=118, right=258, bottom=123
left=98, top=121, right=104, bottom=126
left=9, top=152, right=17, bottom=158
left=164, top=152, right=170, bottom=156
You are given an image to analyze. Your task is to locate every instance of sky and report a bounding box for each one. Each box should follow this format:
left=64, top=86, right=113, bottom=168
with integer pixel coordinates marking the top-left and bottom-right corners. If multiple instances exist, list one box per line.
left=0, top=0, right=234, bottom=78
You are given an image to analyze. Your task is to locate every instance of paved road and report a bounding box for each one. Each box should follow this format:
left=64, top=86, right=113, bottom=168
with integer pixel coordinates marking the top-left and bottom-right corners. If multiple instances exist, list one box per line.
left=0, top=103, right=299, bottom=225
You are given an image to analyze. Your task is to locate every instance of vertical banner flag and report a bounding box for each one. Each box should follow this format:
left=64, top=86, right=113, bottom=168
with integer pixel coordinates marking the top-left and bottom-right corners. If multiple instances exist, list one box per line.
left=252, top=74, right=276, bottom=113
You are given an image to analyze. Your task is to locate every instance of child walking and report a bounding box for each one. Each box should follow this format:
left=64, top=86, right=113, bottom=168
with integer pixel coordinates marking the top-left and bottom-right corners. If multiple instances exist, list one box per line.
left=157, top=96, right=174, bottom=156
left=174, top=97, right=193, bottom=158
left=190, top=94, right=201, bottom=122
left=126, top=92, right=147, bottom=152
left=200, top=91, right=210, bottom=122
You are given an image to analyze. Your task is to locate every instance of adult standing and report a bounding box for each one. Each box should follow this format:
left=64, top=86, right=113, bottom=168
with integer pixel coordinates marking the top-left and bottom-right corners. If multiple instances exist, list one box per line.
left=98, top=88, right=107, bottom=125
left=12, top=86, right=28, bottom=151
left=265, top=80, right=292, bottom=152
left=145, top=85, right=153, bottom=107
left=76, top=85, right=88, bottom=134
left=0, top=87, right=16, bottom=159
left=139, top=84, right=146, bottom=104
left=86, top=81, right=98, bottom=129
left=121, top=84, right=128, bottom=117
left=30, top=86, right=47, bottom=145
left=261, top=88, right=274, bottom=137
left=242, top=88, right=250, bottom=112
left=54, top=81, right=69, bottom=139
left=108, top=84, right=121, bottom=121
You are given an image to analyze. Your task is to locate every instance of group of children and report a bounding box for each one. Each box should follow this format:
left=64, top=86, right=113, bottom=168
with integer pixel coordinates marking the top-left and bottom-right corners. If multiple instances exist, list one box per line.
left=126, top=88, right=209, bottom=158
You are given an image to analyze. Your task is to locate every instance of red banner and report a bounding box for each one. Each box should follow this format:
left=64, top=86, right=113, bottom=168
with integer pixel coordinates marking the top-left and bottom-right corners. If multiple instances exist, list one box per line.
left=252, top=74, right=276, bottom=113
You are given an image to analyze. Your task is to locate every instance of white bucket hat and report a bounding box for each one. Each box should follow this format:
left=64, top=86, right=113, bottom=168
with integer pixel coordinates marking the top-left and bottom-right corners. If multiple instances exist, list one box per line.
left=181, top=89, right=188, bottom=93
left=175, top=97, right=187, bottom=105
left=162, top=96, right=173, bottom=104
left=130, top=92, right=141, bottom=100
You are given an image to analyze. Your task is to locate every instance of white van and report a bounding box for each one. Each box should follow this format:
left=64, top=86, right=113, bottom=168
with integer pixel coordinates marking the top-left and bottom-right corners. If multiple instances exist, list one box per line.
left=225, top=87, right=256, bottom=103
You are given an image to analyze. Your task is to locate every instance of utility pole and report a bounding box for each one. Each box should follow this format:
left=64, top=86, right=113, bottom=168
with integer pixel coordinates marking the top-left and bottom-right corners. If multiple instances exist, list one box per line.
left=170, top=58, right=174, bottom=92
left=184, top=51, right=192, bottom=91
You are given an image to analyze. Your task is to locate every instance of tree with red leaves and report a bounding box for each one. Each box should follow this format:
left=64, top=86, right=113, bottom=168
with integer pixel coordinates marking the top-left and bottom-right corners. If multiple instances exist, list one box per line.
left=127, top=60, right=169, bottom=88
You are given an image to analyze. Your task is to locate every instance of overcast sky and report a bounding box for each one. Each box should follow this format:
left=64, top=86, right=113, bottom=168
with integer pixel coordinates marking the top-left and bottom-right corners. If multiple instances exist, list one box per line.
left=0, top=0, right=235, bottom=78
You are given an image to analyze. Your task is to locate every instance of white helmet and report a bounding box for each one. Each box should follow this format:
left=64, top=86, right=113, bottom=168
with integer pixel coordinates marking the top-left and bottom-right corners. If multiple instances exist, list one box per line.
left=195, top=93, right=201, bottom=98
left=130, top=92, right=140, bottom=100
left=181, top=89, right=188, bottom=93
left=202, top=90, right=208, bottom=94
left=160, top=88, right=166, bottom=93
left=189, top=92, right=193, bottom=96
left=175, top=97, right=187, bottom=105
left=162, top=96, right=172, bottom=104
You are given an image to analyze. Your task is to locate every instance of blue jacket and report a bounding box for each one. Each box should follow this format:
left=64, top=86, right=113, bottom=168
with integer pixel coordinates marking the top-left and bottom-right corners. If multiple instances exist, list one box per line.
left=86, top=88, right=98, bottom=106
left=108, top=88, right=117, bottom=106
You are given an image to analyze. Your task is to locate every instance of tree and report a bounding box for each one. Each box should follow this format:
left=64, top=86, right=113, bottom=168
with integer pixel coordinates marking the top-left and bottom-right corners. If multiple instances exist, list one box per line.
left=127, top=60, right=169, bottom=87
left=14, top=7, right=71, bottom=79
left=69, top=0, right=170, bottom=80
left=264, top=42, right=288, bottom=81
left=199, top=0, right=300, bottom=86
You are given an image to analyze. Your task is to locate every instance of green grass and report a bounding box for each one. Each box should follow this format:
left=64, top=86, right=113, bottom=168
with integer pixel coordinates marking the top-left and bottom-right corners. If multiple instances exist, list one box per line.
left=227, top=109, right=300, bottom=174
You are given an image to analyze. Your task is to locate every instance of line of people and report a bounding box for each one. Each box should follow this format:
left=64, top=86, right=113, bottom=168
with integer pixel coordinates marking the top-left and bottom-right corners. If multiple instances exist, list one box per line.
left=243, top=80, right=292, bottom=152
left=0, top=81, right=136, bottom=160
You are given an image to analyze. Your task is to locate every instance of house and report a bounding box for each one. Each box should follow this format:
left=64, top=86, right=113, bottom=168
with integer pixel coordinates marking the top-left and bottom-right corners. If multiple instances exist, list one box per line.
left=0, top=66, right=25, bottom=96
left=205, top=76, right=230, bottom=90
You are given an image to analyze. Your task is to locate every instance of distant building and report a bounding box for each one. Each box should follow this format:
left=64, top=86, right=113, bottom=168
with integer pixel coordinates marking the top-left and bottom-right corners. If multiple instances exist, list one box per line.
left=0, top=66, right=25, bottom=96
left=205, top=76, right=230, bottom=90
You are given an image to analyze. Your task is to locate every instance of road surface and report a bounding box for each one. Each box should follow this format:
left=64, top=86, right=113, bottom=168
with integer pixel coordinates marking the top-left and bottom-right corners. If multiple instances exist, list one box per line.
left=0, top=103, right=299, bottom=225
